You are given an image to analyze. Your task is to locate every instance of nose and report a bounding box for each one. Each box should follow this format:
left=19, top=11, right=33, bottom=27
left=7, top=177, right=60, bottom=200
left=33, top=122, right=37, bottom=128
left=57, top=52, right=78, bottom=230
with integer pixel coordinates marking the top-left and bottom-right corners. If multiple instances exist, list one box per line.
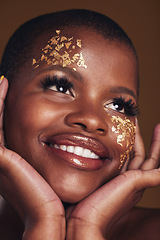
left=65, top=104, right=108, bottom=136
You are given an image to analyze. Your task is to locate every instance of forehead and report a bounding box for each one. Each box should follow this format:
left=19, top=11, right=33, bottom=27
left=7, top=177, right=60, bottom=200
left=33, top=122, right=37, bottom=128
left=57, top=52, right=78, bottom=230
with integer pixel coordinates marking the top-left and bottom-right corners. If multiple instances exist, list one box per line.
left=16, top=27, right=138, bottom=94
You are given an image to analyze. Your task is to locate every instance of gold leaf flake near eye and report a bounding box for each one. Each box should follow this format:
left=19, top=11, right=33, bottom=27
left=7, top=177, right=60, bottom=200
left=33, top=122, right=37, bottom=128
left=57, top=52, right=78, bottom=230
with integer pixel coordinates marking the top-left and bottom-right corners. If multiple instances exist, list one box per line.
left=72, top=45, right=75, bottom=49
left=117, top=135, right=123, bottom=147
left=119, top=145, right=134, bottom=169
left=110, top=115, right=136, bottom=169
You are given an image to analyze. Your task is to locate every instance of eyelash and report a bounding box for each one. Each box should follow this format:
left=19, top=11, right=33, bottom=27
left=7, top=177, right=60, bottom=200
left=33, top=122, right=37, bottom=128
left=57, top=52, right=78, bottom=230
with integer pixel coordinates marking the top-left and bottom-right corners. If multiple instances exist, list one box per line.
left=105, top=97, right=139, bottom=116
left=41, top=76, right=139, bottom=116
left=41, top=75, right=74, bottom=97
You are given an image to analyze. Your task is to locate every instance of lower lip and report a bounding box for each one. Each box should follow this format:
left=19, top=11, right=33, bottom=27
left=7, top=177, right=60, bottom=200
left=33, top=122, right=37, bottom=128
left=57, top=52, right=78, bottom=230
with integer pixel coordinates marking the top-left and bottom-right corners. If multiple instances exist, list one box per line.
left=45, top=145, right=106, bottom=171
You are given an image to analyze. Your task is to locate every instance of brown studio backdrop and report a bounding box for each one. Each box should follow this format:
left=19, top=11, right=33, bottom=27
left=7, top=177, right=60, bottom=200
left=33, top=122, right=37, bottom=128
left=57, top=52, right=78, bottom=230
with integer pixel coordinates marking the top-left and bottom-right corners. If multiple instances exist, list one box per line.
left=0, top=0, right=160, bottom=208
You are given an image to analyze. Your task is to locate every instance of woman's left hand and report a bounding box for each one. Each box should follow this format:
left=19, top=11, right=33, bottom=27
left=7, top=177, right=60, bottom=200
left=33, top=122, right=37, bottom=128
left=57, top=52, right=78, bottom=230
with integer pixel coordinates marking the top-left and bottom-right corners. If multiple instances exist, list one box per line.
left=66, top=123, right=160, bottom=240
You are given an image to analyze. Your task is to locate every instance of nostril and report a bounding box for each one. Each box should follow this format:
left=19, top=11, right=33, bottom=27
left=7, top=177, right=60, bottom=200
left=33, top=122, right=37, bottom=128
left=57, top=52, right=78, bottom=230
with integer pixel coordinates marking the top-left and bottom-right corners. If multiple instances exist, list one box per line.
left=97, top=128, right=106, bottom=135
left=97, top=128, right=105, bottom=132
left=74, top=122, right=87, bottom=129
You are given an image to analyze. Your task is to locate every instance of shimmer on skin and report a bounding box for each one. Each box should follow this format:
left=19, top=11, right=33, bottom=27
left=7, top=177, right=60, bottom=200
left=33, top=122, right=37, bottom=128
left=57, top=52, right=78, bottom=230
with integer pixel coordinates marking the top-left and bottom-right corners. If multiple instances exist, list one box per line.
left=32, top=30, right=87, bottom=71
left=110, top=115, right=136, bottom=168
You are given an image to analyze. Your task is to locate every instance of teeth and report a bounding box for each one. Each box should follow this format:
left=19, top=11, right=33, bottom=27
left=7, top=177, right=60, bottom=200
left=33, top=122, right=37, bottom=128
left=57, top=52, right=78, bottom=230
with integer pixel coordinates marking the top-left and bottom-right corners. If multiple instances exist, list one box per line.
left=83, top=149, right=91, bottom=158
left=74, top=146, right=84, bottom=156
left=66, top=145, right=74, bottom=153
left=54, top=144, right=59, bottom=149
left=91, top=152, right=99, bottom=159
left=59, top=145, right=67, bottom=151
left=51, top=143, right=100, bottom=159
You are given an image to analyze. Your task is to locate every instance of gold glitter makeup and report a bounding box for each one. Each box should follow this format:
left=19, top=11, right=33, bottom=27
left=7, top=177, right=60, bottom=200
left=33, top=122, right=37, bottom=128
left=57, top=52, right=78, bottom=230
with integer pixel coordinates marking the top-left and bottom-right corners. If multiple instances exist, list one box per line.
left=110, top=115, right=136, bottom=169
left=32, top=30, right=87, bottom=71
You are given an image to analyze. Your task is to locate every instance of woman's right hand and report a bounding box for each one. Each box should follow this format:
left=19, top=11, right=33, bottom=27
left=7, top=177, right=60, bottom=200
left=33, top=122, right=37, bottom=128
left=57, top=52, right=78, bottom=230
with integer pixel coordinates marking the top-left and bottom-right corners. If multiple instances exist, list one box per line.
left=0, top=77, right=65, bottom=239
left=66, top=120, right=160, bottom=240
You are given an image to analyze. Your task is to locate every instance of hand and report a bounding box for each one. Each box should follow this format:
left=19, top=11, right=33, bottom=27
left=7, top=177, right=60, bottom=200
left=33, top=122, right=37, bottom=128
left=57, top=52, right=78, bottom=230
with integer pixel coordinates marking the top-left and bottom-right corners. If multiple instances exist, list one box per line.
left=0, top=77, right=65, bottom=240
left=66, top=121, right=160, bottom=240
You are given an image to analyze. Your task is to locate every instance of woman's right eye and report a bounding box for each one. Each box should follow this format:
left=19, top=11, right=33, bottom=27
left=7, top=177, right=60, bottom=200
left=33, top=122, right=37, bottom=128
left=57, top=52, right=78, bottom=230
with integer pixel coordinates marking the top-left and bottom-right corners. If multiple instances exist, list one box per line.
left=41, top=76, right=75, bottom=97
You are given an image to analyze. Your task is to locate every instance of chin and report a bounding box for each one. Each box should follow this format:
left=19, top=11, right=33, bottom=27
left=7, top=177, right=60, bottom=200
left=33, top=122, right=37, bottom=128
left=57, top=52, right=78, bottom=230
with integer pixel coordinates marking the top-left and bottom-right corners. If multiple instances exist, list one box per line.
left=54, top=184, right=95, bottom=204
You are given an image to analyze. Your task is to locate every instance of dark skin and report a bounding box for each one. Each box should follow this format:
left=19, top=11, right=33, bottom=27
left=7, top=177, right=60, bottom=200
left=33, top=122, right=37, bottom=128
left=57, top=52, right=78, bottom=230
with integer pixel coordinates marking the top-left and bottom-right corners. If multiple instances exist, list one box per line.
left=0, top=28, right=160, bottom=239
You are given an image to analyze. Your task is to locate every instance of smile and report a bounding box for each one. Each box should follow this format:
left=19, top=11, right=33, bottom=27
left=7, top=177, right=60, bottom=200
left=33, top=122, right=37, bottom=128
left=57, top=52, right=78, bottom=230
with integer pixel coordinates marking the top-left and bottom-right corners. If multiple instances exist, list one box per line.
left=49, top=143, right=100, bottom=159
left=41, top=133, right=110, bottom=170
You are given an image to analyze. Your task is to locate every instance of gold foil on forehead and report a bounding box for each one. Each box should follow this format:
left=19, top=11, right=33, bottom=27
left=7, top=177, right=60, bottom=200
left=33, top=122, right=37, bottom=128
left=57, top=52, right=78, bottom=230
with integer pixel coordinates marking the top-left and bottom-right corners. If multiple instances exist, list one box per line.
left=56, top=30, right=61, bottom=34
left=61, top=36, right=67, bottom=42
left=77, top=52, right=87, bottom=68
left=65, top=42, right=72, bottom=49
left=110, top=115, right=136, bottom=169
left=77, top=39, right=82, bottom=48
left=32, top=30, right=87, bottom=70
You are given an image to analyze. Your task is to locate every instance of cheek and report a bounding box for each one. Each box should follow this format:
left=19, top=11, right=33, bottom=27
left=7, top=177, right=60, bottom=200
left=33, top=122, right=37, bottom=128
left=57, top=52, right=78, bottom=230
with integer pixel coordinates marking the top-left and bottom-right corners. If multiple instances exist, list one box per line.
left=4, top=95, right=67, bottom=150
left=109, top=114, right=136, bottom=168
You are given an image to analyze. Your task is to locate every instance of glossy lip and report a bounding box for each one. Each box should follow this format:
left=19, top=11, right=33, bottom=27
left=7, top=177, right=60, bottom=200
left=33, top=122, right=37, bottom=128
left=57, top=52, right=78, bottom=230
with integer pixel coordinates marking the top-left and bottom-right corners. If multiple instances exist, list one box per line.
left=40, top=133, right=111, bottom=171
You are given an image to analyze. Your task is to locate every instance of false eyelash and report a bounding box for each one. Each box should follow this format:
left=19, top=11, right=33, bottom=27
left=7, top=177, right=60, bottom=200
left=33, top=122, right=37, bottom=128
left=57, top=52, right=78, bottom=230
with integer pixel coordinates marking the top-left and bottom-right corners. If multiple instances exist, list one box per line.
left=113, top=97, right=139, bottom=116
left=41, top=75, right=73, bottom=90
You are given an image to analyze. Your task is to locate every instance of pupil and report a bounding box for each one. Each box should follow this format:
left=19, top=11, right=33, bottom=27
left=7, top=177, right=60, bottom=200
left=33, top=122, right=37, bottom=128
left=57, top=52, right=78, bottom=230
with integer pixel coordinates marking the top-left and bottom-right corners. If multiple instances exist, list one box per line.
left=57, top=85, right=67, bottom=93
left=114, top=103, right=123, bottom=110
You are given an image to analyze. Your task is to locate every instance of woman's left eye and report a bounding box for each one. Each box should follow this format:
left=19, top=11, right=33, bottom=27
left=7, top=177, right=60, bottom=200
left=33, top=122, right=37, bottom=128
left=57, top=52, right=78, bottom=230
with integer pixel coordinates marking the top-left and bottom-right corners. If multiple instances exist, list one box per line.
left=106, top=102, right=125, bottom=113
left=104, top=98, right=139, bottom=116
left=41, top=76, right=74, bottom=97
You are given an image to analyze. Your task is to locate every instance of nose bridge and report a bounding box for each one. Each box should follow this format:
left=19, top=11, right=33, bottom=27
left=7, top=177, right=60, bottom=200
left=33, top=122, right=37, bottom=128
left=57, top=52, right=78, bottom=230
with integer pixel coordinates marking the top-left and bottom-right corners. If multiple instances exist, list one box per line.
left=65, top=99, right=108, bottom=134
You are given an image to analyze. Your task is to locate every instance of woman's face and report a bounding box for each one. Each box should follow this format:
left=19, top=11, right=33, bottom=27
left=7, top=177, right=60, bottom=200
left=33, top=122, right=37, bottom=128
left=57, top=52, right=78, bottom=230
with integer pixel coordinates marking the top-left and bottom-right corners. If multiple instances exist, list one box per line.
left=4, top=28, right=138, bottom=203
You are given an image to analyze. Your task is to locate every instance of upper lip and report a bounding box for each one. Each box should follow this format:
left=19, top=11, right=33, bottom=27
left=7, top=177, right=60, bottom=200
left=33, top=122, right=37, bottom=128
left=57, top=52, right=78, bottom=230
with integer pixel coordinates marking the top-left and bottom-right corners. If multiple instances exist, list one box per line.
left=41, top=133, right=110, bottom=159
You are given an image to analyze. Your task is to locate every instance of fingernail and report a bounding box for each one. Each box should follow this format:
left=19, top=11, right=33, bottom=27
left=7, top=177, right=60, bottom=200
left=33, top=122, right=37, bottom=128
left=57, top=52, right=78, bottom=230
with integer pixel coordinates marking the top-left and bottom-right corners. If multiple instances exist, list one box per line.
left=0, top=75, right=4, bottom=83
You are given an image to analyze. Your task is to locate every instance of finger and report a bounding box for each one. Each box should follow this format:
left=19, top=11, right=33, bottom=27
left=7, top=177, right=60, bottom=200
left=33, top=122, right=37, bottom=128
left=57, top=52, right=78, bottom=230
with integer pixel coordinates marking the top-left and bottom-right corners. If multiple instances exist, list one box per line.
left=141, top=123, right=160, bottom=170
left=128, top=119, right=145, bottom=170
left=0, top=76, right=8, bottom=145
left=0, top=146, right=63, bottom=221
left=71, top=168, right=160, bottom=229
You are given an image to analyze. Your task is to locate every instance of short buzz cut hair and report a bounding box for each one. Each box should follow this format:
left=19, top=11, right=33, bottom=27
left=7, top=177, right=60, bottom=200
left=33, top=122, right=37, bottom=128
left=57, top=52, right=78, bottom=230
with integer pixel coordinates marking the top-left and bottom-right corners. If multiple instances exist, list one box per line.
left=0, top=9, right=137, bottom=82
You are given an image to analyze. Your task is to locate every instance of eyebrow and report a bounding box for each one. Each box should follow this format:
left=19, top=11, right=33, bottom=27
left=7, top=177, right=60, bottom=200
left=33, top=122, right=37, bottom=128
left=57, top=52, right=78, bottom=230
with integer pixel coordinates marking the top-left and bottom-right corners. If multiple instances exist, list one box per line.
left=39, top=65, right=83, bottom=82
left=110, top=86, right=137, bottom=100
